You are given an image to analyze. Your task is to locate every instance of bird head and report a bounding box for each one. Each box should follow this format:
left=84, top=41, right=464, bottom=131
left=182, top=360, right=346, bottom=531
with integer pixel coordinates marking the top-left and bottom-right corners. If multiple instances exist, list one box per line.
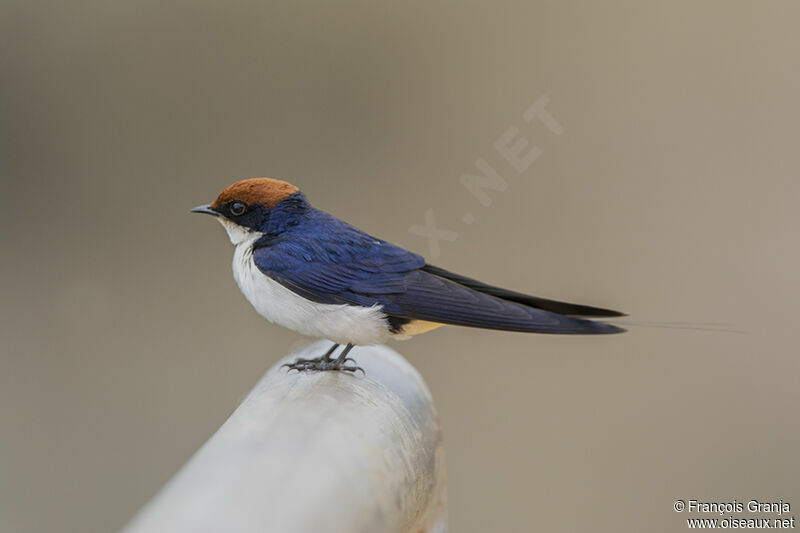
left=191, top=178, right=302, bottom=245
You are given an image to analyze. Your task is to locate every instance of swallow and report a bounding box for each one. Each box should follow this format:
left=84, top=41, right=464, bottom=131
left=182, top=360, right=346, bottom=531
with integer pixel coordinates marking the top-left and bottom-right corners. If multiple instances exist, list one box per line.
left=192, top=178, right=625, bottom=373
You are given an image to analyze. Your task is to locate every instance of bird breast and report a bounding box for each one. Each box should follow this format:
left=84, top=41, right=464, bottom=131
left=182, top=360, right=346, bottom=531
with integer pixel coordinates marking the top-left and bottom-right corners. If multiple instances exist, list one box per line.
left=231, top=242, right=394, bottom=345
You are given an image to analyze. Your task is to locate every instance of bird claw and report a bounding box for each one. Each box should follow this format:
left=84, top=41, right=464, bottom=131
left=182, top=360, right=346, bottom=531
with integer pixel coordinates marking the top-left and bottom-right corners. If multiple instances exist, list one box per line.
left=339, top=364, right=365, bottom=375
left=282, top=357, right=322, bottom=366
left=281, top=356, right=365, bottom=375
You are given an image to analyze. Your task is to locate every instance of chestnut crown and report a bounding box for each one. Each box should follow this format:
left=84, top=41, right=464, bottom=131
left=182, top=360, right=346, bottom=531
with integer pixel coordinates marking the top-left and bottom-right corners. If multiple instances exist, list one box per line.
left=211, top=178, right=299, bottom=210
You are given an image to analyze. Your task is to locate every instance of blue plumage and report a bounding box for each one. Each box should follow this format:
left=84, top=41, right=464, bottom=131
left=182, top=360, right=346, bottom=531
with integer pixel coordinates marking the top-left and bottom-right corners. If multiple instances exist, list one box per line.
left=251, top=193, right=623, bottom=335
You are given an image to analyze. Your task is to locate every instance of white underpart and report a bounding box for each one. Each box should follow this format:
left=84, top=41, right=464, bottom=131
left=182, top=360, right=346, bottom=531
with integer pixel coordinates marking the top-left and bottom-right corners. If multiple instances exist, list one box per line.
left=217, top=219, right=393, bottom=345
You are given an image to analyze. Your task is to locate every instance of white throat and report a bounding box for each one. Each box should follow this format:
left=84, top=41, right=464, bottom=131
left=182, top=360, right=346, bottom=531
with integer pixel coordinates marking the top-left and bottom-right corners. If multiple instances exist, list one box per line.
left=216, top=218, right=263, bottom=246
left=220, top=217, right=393, bottom=345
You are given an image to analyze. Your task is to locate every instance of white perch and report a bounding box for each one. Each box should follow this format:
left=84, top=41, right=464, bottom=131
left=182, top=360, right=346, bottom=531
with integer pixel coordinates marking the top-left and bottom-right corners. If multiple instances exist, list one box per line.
left=122, top=341, right=447, bottom=533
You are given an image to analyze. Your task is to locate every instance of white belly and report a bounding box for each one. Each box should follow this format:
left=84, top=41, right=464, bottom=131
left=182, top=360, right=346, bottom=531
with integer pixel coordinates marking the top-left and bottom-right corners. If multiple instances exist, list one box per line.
left=231, top=243, right=393, bottom=345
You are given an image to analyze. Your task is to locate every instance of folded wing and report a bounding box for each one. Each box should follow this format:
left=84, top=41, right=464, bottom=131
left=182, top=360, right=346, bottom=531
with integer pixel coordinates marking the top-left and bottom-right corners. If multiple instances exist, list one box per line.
left=421, top=264, right=625, bottom=317
left=253, top=219, right=624, bottom=335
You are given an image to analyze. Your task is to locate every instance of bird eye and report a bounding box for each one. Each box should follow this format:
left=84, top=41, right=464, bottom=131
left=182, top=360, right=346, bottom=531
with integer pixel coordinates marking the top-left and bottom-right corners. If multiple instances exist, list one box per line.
left=230, top=201, right=247, bottom=216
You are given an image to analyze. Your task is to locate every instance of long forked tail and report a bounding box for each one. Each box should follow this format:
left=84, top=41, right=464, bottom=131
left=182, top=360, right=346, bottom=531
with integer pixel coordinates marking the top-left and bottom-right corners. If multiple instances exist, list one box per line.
left=386, top=269, right=626, bottom=335
left=421, top=265, right=741, bottom=334
left=608, top=320, right=745, bottom=334
left=422, top=264, right=625, bottom=317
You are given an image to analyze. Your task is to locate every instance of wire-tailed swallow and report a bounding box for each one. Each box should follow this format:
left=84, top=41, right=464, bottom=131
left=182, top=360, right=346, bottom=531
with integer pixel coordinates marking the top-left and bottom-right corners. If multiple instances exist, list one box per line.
left=192, top=178, right=624, bottom=372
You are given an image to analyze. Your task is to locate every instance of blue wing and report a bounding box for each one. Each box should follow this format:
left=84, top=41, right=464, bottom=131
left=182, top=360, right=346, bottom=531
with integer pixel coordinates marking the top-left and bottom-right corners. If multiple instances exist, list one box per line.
left=253, top=210, right=623, bottom=335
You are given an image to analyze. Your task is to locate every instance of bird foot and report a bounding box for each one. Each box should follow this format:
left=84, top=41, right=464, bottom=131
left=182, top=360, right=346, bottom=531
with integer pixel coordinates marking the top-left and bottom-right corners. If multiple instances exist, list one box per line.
left=282, top=356, right=364, bottom=374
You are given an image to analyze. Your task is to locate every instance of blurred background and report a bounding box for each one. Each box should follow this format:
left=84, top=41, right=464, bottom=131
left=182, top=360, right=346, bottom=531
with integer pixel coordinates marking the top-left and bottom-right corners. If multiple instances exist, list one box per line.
left=2, top=2, right=799, bottom=532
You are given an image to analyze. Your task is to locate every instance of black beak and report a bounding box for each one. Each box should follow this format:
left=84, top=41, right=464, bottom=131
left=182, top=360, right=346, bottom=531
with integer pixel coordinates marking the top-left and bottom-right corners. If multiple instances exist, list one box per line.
left=190, top=204, right=219, bottom=216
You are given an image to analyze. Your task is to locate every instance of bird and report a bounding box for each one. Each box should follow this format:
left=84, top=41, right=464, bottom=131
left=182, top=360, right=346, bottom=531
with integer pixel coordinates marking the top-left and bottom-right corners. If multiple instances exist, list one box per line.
left=191, top=177, right=625, bottom=373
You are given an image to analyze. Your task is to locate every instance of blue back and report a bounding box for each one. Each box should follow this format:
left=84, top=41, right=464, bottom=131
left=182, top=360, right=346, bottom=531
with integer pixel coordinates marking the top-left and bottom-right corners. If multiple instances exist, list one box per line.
left=252, top=195, right=622, bottom=335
